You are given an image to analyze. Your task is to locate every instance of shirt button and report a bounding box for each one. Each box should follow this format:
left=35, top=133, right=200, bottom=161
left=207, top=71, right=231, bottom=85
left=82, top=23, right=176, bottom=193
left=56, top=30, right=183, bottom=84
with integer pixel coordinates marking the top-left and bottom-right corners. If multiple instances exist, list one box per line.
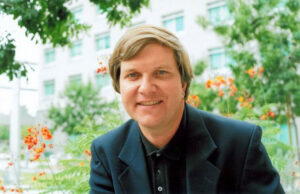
left=157, top=169, right=161, bottom=175
left=157, top=186, right=163, bottom=192
left=156, top=153, right=161, bottom=157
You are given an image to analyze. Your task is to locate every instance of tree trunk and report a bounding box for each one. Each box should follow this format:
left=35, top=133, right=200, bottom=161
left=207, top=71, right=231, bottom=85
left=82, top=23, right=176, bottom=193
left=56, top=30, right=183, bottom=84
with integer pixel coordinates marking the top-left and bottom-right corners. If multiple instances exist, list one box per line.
left=291, top=112, right=300, bottom=162
left=286, top=95, right=292, bottom=146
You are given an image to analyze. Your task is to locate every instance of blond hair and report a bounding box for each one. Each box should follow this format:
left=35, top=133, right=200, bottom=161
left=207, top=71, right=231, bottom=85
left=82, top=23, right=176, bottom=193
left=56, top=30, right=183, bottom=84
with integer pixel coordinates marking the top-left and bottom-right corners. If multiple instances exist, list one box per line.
left=109, top=25, right=193, bottom=100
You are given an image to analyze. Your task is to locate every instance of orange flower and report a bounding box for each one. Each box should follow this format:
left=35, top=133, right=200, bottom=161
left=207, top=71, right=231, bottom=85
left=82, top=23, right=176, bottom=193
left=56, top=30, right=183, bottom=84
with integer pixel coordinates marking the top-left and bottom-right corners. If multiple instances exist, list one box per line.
left=79, top=162, right=85, bottom=166
left=11, top=189, right=15, bottom=192
left=41, top=142, right=46, bottom=149
left=218, top=90, right=224, bottom=97
left=8, top=161, right=13, bottom=166
left=205, top=80, right=213, bottom=89
left=216, top=76, right=226, bottom=85
left=238, top=96, right=244, bottom=102
left=24, top=134, right=38, bottom=150
left=228, top=77, right=234, bottom=86
left=186, top=95, right=200, bottom=107
left=260, top=115, right=268, bottom=120
left=84, top=149, right=92, bottom=156
left=0, top=179, right=2, bottom=184
left=231, top=85, right=237, bottom=92
left=34, top=147, right=45, bottom=155
left=39, top=172, right=46, bottom=176
left=97, top=66, right=108, bottom=75
left=192, top=95, right=198, bottom=101
left=41, top=126, right=52, bottom=140
left=267, top=110, right=276, bottom=118
left=295, top=161, right=299, bottom=166
left=25, top=125, right=53, bottom=163
left=28, top=127, right=37, bottom=133
left=258, top=67, right=264, bottom=77
left=32, top=176, right=37, bottom=181
left=229, top=85, right=237, bottom=96
left=30, top=154, right=41, bottom=162
left=246, top=68, right=256, bottom=78
left=49, top=144, right=54, bottom=149
left=213, top=81, right=221, bottom=88
left=0, top=186, right=5, bottom=191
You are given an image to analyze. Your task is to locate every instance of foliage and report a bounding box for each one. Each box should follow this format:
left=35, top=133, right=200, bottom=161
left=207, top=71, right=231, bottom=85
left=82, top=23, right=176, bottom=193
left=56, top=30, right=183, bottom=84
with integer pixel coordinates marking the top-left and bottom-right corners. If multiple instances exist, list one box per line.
left=189, top=63, right=292, bottom=179
left=34, top=107, right=123, bottom=193
left=193, top=60, right=207, bottom=76
left=197, top=0, right=300, bottom=157
left=47, top=81, right=117, bottom=135
left=0, top=34, right=28, bottom=80
left=90, top=0, right=150, bottom=27
left=189, top=82, right=217, bottom=112
left=213, top=0, right=300, bottom=117
left=0, top=125, right=9, bottom=140
left=0, top=0, right=149, bottom=80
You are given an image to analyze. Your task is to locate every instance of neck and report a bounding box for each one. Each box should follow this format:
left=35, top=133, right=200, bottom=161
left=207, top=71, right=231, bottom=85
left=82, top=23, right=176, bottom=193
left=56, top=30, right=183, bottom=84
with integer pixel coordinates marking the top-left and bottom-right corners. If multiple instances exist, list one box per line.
left=139, top=103, right=185, bottom=149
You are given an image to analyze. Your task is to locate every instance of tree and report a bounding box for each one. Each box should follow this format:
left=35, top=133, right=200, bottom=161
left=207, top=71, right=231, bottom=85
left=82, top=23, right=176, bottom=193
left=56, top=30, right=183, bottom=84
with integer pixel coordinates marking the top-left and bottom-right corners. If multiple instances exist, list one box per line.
left=198, top=0, right=300, bottom=155
left=48, top=81, right=119, bottom=135
left=0, top=0, right=149, bottom=80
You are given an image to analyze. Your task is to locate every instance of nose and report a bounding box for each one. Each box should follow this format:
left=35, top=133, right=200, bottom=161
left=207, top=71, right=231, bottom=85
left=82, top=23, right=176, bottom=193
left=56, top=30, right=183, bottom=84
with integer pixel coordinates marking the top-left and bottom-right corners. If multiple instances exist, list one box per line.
left=138, top=76, right=156, bottom=95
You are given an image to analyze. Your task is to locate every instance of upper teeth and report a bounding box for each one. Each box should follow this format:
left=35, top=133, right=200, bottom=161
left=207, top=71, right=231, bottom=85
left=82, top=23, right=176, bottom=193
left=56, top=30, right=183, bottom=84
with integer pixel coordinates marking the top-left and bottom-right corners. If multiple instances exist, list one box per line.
left=140, top=101, right=160, bottom=106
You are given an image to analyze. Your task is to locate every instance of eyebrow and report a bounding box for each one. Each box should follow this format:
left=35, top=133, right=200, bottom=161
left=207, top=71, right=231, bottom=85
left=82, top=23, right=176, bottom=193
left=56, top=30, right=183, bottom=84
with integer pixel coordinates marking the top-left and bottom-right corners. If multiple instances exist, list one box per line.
left=121, top=68, right=136, bottom=74
left=121, top=64, right=172, bottom=74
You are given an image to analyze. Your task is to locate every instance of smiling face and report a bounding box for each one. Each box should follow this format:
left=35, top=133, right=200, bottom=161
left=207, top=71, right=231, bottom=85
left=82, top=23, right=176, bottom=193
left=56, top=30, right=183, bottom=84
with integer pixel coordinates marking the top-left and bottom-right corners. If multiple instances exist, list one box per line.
left=119, top=43, right=187, bottom=132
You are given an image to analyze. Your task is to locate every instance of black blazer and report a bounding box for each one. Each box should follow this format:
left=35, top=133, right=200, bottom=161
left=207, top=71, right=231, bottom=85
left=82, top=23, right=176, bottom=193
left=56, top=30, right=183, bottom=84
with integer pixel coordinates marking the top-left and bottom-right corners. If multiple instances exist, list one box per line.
left=89, top=104, right=284, bottom=194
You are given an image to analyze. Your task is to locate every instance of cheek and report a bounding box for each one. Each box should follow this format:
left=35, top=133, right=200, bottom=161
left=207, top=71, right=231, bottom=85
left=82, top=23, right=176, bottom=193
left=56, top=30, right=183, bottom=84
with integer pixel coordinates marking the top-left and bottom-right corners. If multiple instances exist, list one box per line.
left=120, top=82, right=136, bottom=101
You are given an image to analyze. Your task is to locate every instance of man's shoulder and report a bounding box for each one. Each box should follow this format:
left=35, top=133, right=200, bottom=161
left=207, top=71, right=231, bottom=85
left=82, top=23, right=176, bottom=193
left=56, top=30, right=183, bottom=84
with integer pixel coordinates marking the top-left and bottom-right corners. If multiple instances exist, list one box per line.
left=91, top=119, right=137, bottom=150
left=186, top=104, right=258, bottom=140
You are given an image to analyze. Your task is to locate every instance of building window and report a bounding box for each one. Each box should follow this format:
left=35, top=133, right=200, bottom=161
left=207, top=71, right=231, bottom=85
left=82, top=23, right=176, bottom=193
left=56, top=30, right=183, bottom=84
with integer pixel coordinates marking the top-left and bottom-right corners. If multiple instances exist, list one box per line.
left=96, top=34, right=110, bottom=51
left=208, top=4, right=231, bottom=25
left=72, top=7, right=83, bottom=22
left=45, top=48, right=55, bottom=64
left=162, top=13, right=184, bottom=32
left=209, top=48, right=234, bottom=69
left=96, top=74, right=110, bottom=89
left=71, top=41, right=82, bottom=57
left=128, top=21, right=146, bottom=29
left=69, top=74, right=82, bottom=86
left=44, top=80, right=55, bottom=96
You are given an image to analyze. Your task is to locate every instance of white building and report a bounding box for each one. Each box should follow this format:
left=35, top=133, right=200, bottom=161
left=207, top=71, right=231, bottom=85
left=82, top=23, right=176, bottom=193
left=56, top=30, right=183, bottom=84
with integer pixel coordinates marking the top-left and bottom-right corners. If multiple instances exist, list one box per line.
left=37, top=0, right=231, bottom=118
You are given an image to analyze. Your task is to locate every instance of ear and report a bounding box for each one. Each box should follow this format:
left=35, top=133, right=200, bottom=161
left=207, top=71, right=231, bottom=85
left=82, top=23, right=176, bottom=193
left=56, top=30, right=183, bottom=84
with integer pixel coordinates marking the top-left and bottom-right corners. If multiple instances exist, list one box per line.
left=182, top=82, right=187, bottom=98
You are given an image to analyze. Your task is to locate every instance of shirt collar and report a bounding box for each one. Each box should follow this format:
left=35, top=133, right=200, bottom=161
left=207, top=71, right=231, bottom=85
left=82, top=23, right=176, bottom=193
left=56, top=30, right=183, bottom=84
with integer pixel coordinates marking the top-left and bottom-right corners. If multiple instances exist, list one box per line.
left=140, top=104, right=187, bottom=160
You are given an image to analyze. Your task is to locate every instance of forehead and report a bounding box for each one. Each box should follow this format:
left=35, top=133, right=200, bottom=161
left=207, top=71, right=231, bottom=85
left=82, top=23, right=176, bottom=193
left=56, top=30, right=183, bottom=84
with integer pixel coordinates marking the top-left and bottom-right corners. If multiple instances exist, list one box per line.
left=120, top=43, right=177, bottom=71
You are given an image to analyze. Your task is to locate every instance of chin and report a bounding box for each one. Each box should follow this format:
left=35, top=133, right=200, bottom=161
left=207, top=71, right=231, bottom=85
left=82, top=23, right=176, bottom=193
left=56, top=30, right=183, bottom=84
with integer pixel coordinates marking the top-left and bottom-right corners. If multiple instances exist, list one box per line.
left=136, top=118, right=161, bottom=129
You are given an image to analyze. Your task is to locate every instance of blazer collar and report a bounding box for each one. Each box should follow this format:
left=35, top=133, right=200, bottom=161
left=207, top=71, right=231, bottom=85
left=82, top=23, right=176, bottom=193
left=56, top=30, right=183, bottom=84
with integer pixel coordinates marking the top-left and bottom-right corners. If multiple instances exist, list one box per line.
left=118, top=121, right=152, bottom=194
left=185, top=103, right=221, bottom=193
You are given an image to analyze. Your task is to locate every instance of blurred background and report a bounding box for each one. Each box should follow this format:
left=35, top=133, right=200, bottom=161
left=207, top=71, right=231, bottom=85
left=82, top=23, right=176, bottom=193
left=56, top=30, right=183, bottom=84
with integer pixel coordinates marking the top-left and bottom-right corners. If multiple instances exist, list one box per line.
left=0, top=0, right=300, bottom=193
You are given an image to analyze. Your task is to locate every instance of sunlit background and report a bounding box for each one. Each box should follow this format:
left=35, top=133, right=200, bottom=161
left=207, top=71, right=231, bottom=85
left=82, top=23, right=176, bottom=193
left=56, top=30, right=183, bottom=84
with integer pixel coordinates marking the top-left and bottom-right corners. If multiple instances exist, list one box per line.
left=0, top=0, right=300, bottom=193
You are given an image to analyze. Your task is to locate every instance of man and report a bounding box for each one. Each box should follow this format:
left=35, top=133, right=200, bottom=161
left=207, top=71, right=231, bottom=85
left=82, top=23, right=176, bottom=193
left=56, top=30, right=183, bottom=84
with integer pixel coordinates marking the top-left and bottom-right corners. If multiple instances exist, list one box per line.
left=89, top=25, right=284, bottom=194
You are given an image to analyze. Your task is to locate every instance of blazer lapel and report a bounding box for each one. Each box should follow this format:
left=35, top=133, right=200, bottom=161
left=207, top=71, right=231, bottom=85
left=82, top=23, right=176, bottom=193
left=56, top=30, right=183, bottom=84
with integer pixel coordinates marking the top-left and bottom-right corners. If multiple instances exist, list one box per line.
left=118, top=122, right=152, bottom=194
left=185, top=104, right=221, bottom=194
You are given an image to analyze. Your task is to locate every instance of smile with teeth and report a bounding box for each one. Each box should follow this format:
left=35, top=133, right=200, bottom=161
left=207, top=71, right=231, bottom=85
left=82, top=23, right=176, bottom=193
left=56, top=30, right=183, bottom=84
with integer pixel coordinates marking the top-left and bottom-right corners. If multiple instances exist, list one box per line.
left=139, top=100, right=162, bottom=106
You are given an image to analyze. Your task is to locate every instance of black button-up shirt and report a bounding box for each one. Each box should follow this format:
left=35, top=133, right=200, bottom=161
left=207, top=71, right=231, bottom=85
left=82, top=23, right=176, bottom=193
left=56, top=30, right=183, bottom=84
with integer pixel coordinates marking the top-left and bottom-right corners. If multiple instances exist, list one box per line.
left=140, top=107, right=187, bottom=194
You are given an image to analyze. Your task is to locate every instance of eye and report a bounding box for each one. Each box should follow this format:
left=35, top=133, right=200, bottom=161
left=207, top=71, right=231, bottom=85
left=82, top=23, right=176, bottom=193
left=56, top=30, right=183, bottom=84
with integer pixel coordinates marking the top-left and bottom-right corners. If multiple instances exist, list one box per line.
left=128, top=73, right=137, bottom=78
left=125, top=72, right=139, bottom=80
left=157, top=70, right=167, bottom=75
